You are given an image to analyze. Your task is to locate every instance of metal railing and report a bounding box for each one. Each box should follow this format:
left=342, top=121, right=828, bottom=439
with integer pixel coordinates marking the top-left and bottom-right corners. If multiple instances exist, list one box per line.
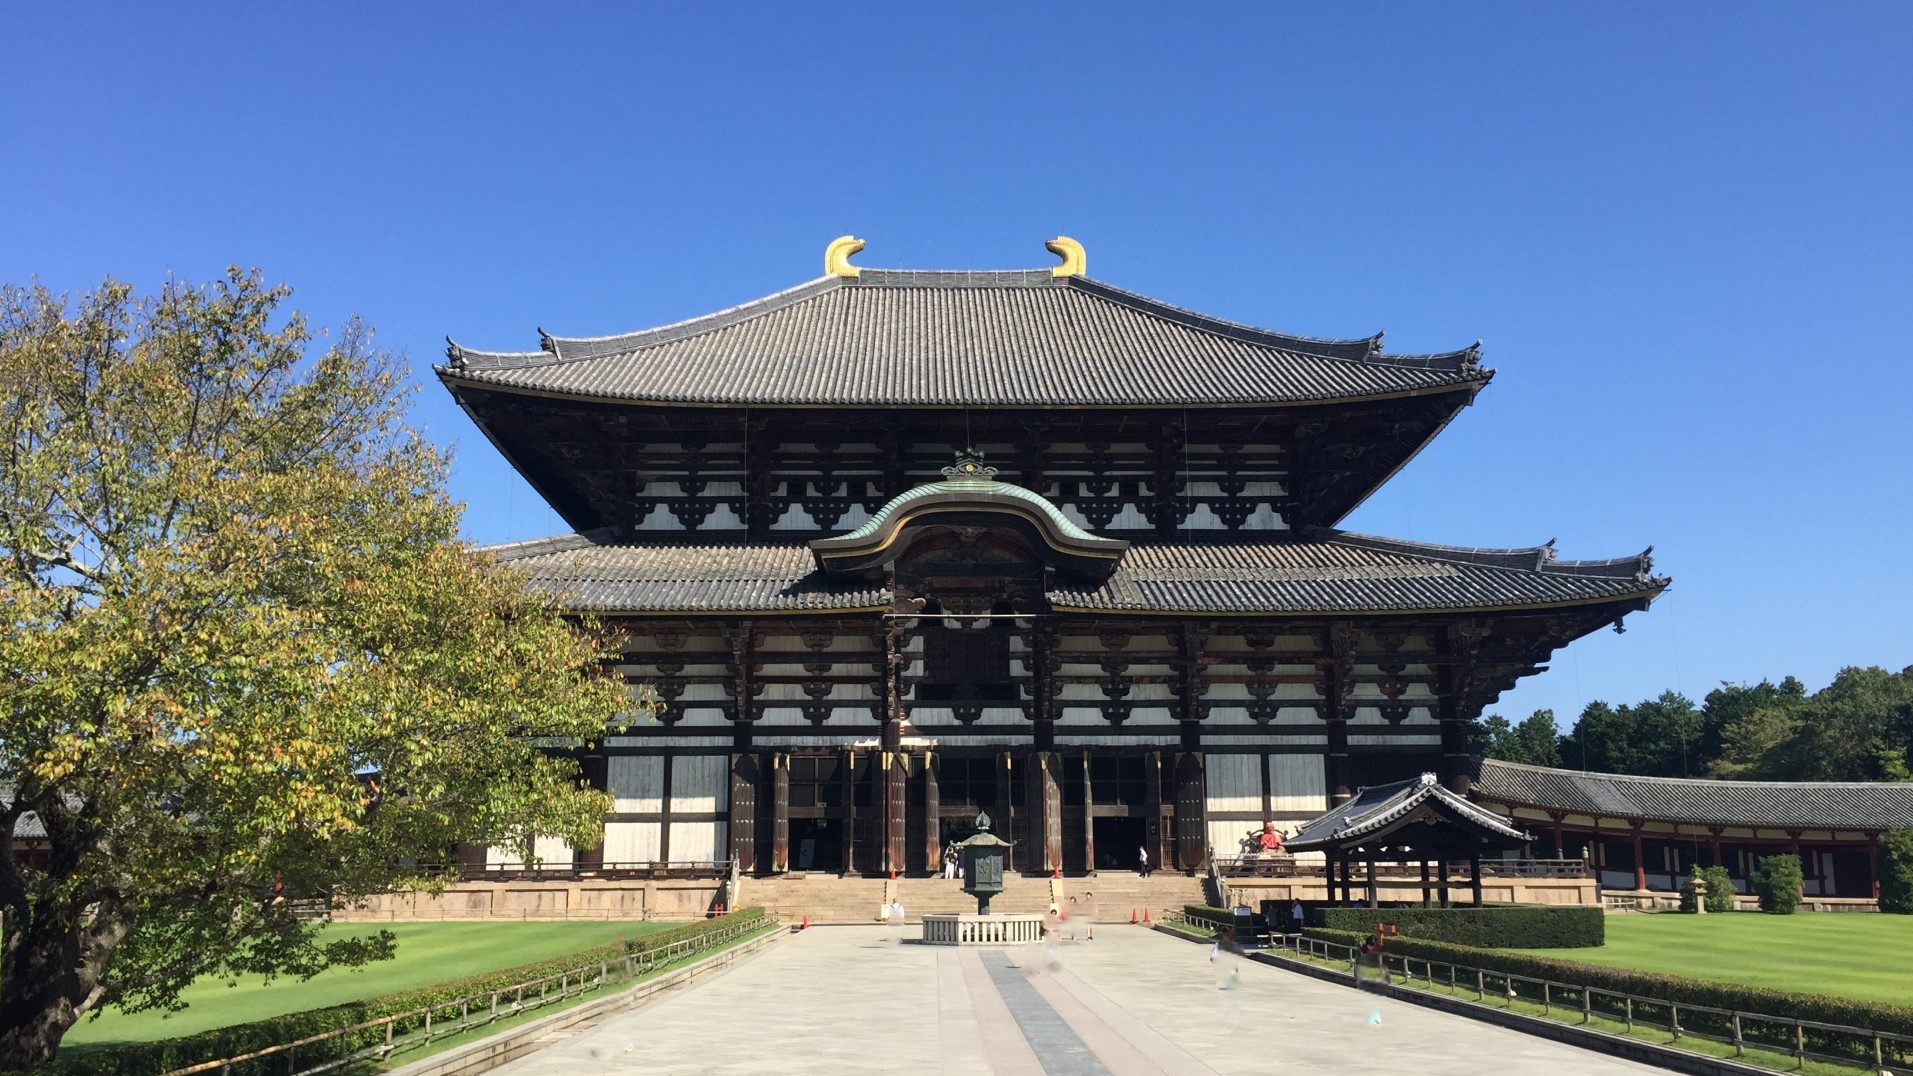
left=1268, top=933, right=1912, bottom=1075
left=160, top=912, right=773, bottom=1076
left=1212, top=857, right=1591, bottom=880
left=437, top=859, right=733, bottom=882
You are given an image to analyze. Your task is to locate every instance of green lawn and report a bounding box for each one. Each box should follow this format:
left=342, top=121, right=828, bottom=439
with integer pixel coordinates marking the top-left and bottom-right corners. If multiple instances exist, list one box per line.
left=1523, top=912, right=1913, bottom=1006
left=62, top=920, right=669, bottom=1051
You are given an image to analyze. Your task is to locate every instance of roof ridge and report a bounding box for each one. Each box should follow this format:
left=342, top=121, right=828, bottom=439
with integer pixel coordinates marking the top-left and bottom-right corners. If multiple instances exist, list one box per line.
left=1065, top=276, right=1487, bottom=373
left=478, top=529, right=614, bottom=560
left=1480, top=758, right=1913, bottom=790
left=441, top=277, right=846, bottom=373
left=1323, top=529, right=1654, bottom=580
left=544, top=276, right=844, bottom=361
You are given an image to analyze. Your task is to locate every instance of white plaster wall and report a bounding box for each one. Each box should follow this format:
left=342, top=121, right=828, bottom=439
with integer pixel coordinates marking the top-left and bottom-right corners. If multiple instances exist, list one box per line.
left=1270, top=754, right=1327, bottom=814
left=668, top=821, right=728, bottom=862
left=603, top=821, right=661, bottom=863
left=670, top=755, right=729, bottom=813
left=1206, top=753, right=1261, bottom=815
left=609, top=756, right=664, bottom=813
left=484, top=835, right=574, bottom=870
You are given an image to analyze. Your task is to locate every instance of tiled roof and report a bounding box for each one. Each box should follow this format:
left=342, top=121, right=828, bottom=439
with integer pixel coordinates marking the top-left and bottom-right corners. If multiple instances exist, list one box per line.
left=1475, top=759, right=1913, bottom=830
left=484, top=533, right=884, bottom=613
left=1050, top=531, right=1663, bottom=614
left=484, top=530, right=1662, bottom=615
left=439, top=272, right=1488, bottom=408
left=1287, top=773, right=1529, bottom=852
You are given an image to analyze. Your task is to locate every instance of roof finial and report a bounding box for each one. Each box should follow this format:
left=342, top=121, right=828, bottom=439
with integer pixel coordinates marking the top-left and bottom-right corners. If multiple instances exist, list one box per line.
left=825, top=235, right=865, bottom=278
left=1045, top=236, right=1086, bottom=278
left=941, top=448, right=999, bottom=481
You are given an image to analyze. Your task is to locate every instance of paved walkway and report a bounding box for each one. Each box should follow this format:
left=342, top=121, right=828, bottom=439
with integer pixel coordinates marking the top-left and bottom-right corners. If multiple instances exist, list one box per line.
left=493, top=925, right=1665, bottom=1075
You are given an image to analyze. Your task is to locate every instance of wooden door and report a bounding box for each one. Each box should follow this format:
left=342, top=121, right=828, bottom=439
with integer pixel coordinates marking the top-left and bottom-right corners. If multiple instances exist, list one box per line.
left=1173, top=751, right=1207, bottom=871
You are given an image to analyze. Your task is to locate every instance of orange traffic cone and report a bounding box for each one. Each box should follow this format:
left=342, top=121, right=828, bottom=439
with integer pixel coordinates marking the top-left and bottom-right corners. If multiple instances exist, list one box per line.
left=1143, top=908, right=1152, bottom=923
left=801, top=915, right=809, bottom=930
left=1130, top=908, right=1139, bottom=924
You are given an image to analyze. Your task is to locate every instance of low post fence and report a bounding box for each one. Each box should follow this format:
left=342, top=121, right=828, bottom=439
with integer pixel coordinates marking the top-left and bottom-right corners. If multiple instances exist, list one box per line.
left=159, top=912, right=773, bottom=1076
left=1262, top=934, right=1912, bottom=1075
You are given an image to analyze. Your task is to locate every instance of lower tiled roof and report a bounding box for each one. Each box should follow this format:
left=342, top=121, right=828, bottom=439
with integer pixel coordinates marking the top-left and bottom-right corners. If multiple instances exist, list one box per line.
left=1475, top=759, right=1913, bottom=830
left=1287, top=773, right=1529, bottom=851
left=484, top=530, right=1662, bottom=616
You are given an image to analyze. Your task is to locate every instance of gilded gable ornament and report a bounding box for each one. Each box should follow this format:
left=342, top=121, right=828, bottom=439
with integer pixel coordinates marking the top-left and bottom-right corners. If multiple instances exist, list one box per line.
left=941, top=449, right=998, bottom=481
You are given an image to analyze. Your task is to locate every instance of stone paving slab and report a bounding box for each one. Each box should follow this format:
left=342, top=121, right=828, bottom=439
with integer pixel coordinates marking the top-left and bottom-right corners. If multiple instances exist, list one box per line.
left=490, top=925, right=1667, bottom=1075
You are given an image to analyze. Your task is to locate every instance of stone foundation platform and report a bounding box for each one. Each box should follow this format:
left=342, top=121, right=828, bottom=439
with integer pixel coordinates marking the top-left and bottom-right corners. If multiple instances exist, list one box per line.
left=921, top=913, right=1044, bottom=945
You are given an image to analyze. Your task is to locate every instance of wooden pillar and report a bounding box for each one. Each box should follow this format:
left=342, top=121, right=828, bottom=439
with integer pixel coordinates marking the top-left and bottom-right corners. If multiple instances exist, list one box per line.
left=841, top=748, right=857, bottom=874
left=1708, top=828, right=1724, bottom=870
left=1435, top=626, right=1474, bottom=794
left=1867, top=833, right=1881, bottom=901
left=1420, top=859, right=1432, bottom=906
left=1365, top=853, right=1377, bottom=907
left=1321, top=636, right=1351, bottom=804
left=729, top=753, right=759, bottom=874
left=1172, top=751, right=1207, bottom=872
left=771, top=752, right=790, bottom=873
left=997, top=751, right=1015, bottom=872
left=1146, top=750, right=1168, bottom=874
left=923, top=750, right=941, bottom=874
left=575, top=747, right=607, bottom=871
left=1469, top=854, right=1483, bottom=906
left=1438, top=859, right=1451, bottom=906
left=1026, top=751, right=1060, bottom=874
left=1630, top=825, right=1646, bottom=891
left=883, top=751, right=907, bottom=873
left=1081, top=751, right=1096, bottom=874
left=1549, top=812, right=1565, bottom=859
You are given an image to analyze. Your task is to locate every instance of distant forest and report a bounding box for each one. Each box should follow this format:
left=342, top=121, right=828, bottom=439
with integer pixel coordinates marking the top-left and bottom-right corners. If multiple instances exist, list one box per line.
left=1473, top=666, right=1913, bottom=783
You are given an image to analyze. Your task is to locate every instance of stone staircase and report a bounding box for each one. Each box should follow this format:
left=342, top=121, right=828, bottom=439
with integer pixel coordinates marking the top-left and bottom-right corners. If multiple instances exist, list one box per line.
left=737, top=871, right=1203, bottom=925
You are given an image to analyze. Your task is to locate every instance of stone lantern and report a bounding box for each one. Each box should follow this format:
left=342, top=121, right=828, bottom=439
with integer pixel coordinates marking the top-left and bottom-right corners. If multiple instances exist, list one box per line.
left=958, top=811, right=1013, bottom=915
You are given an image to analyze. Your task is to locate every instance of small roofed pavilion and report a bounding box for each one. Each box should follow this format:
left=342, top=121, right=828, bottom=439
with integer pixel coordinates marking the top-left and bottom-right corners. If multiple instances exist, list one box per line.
left=1287, top=773, right=1530, bottom=907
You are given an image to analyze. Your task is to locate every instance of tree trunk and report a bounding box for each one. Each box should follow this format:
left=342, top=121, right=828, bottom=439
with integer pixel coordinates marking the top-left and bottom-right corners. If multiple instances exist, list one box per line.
left=0, top=904, right=128, bottom=1069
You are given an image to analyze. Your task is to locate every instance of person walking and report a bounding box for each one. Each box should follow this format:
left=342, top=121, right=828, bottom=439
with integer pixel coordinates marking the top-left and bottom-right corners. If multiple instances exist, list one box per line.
left=1138, top=845, right=1151, bottom=877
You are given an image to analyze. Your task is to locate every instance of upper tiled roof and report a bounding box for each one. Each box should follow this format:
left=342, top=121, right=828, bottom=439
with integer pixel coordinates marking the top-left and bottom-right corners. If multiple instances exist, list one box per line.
left=483, top=529, right=1662, bottom=616
left=1049, top=531, right=1663, bottom=614
left=1287, top=772, right=1529, bottom=852
left=440, top=272, right=1488, bottom=408
left=1475, top=759, right=1913, bottom=830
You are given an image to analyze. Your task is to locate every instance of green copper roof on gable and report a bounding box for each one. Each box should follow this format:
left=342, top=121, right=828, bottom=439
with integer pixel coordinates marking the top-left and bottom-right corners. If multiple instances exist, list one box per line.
left=831, top=476, right=1104, bottom=545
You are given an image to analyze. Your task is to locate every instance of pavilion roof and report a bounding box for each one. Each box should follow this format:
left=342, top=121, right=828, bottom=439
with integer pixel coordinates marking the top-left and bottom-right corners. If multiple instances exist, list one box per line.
left=439, top=270, right=1488, bottom=409
left=1286, top=773, right=1530, bottom=853
left=1475, top=759, right=1913, bottom=831
left=482, top=529, right=1663, bottom=616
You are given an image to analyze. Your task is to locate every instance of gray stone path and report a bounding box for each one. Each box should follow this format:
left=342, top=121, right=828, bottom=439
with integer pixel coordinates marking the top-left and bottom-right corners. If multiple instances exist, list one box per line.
left=492, top=925, right=1667, bottom=1075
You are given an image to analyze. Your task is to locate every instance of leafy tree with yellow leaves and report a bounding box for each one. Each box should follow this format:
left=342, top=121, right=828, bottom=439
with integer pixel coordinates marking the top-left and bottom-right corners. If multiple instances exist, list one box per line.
left=0, top=270, right=630, bottom=1067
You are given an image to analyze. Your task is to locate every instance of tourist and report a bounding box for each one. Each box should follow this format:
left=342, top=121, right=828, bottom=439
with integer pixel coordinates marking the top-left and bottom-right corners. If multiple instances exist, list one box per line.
left=943, top=844, right=958, bottom=880
left=1290, top=899, right=1304, bottom=933
left=1138, top=845, right=1151, bottom=877
left=1083, top=890, right=1097, bottom=940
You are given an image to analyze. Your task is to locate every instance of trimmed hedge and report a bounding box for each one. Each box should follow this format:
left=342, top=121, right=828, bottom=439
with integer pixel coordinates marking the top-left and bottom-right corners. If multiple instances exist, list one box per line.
left=1182, top=904, right=1234, bottom=929
left=1310, top=904, right=1603, bottom=948
left=1701, top=866, right=1736, bottom=913
left=1751, top=855, right=1803, bottom=914
left=38, top=909, right=769, bottom=1076
left=1300, top=926, right=1913, bottom=1064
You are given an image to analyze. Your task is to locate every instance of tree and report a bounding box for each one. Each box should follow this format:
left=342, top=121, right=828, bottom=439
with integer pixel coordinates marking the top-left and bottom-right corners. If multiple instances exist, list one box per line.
left=1749, top=854, right=1803, bottom=914
left=1780, top=666, right=1913, bottom=782
left=1559, top=692, right=1702, bottom=776
left=0, top=272, right=632, bottom=1067
left=1700, top=677, right=1806, bottom=778
left=1475, top=709, right=1561, bottom=767
left=1879, top=829, right=1913, bottom=915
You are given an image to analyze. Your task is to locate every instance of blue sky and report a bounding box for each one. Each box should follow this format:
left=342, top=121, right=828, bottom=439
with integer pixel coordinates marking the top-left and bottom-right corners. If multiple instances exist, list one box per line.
left=5, top=5, right=1909, bottom=727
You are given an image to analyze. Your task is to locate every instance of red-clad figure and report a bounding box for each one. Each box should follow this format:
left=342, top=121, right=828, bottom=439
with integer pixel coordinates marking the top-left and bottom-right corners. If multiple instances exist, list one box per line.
left=1256, top=822, right=1284, bottom=853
